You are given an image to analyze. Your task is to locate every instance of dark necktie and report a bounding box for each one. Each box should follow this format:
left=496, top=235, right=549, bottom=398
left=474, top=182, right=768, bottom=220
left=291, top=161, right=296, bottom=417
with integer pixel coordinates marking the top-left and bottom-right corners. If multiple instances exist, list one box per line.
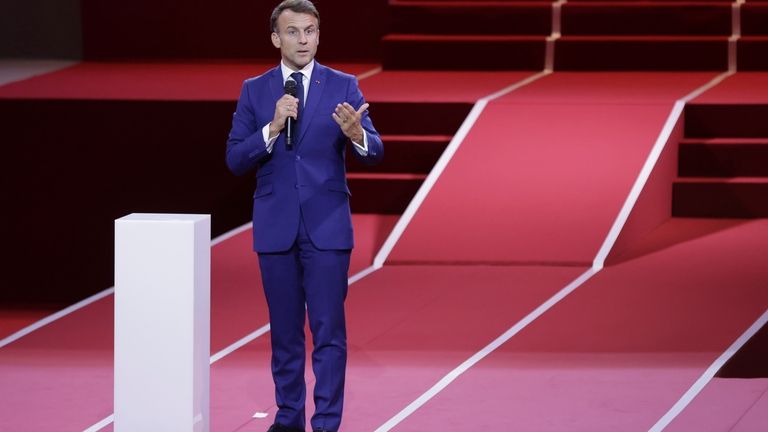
left=291, top=72, right=305, bottom=118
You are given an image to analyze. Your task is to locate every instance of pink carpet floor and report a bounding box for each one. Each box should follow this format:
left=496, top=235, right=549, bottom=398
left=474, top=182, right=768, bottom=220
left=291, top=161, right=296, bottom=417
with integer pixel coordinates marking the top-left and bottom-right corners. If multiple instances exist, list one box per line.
left=1, top=66, right=766, bottom=431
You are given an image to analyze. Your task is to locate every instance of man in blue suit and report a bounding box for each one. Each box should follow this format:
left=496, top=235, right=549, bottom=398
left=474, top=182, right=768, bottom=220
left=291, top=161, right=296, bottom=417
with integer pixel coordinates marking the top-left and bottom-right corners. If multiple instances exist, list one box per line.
left=225, top=1, right=383, bottom=431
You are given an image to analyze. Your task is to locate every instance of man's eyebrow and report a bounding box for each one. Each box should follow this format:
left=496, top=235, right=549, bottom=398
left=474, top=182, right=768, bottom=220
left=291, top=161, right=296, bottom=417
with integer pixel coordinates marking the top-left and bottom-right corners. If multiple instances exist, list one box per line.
left=285, top=24, right=317, bottom=31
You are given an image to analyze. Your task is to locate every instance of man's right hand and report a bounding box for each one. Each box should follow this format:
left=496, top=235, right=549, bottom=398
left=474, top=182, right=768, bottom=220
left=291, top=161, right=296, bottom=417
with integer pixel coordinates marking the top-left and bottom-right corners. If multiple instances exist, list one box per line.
left=269, top=94, right=299, bottom=138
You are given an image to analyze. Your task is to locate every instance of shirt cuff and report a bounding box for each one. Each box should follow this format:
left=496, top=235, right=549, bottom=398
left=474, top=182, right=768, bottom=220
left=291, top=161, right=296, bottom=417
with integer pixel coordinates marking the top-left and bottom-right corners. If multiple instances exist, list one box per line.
left=352, top=131, right=368, bottom=156
left=262, top=123, right=278, bottom=153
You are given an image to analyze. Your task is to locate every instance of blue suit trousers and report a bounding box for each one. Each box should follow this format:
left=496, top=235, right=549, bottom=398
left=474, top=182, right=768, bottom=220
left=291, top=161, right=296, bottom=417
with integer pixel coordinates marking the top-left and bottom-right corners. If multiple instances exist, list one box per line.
left=258, top=213, right=350, bottom=432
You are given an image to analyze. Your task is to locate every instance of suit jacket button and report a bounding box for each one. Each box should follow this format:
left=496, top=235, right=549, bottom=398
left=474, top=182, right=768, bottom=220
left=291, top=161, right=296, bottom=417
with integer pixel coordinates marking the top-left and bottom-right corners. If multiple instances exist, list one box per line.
left=295, top=155, right=301, bottom=161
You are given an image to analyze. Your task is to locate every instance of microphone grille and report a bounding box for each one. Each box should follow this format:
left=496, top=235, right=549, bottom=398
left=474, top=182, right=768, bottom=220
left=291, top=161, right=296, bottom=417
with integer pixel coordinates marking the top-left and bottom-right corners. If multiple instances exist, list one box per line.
left=284, top=79, right=297, bottom=96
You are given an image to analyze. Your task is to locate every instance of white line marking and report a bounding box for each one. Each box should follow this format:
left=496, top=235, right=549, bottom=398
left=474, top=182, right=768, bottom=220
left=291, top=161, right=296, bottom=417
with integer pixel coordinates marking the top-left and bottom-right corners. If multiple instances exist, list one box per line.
left=592, top=70, right=732, bottom=270
left=211, top=221, right=252, bottom=246
left=546, top=0, right=567, bottom=72
left=373, top=71, right=550, bottom=267
left=0, top=288, right=114, bottom=349
left=357, top=66, right=383, bottom=81
left=0, top=59, right=78, bottom=87
left=82, top=414, right=113, bottom=432
left=349, top=264, right=379, bottom=283
left=209, top=323, right=271, bottom=365
left=729, top=0, right=745, bottom=72
left=648, top=308, right=768, bottom=432
left=647, top=15, right=753, bottom=426
left=374, top=267, right=597, bottom=432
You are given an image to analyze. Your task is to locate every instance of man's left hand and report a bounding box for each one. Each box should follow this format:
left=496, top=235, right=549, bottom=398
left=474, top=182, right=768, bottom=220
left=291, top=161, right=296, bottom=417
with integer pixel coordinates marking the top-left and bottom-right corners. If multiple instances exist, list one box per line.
left=332, top=102, right=368, bottom=144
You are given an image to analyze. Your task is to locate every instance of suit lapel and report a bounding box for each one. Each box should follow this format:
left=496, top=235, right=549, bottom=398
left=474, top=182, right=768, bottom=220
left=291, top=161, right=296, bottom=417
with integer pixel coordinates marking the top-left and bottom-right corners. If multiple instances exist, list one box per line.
left=296, top=63, right=327, bottom=147
left=268, top=66, right=283, bottom=104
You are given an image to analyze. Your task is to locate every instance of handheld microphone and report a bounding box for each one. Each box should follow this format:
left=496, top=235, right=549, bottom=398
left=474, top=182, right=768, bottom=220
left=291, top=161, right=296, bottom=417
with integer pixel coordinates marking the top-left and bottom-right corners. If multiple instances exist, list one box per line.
left=284, top=79, right=297, bottom=150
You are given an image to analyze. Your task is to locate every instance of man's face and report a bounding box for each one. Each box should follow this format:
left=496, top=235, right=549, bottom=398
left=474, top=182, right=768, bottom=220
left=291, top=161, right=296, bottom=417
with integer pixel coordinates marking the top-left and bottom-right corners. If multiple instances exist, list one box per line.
left=271, top=9, right=319, bottom=71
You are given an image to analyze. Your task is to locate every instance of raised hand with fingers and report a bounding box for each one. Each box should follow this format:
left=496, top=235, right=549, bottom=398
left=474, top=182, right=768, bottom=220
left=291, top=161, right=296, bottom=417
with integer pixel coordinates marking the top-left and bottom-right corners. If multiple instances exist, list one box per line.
left=332, top=102, right=369, bottom=144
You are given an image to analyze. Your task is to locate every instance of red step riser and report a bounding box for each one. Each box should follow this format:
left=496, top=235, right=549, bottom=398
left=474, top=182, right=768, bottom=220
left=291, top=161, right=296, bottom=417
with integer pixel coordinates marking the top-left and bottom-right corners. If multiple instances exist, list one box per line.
left=685, top=105, right=768, bottom=138
left=737, top=37, right=768, bottom=70
left=346, top=137, right=450, bottom=174
left=389, top=4, right=551, bottom=36
left=679, top=143, right=768, bottom=177
left=372, top=102, right=473, bottom=135
left=743, top=4, right=768, bottom=36
left=348, top=177, right=425, bottom=214
left=555, top=38, right=728, bottom=70
left=562, top=4, right=732, bottom=36
left=672, top=181, right=768, bottom=218
left=382, top=37, right=546, bottom=70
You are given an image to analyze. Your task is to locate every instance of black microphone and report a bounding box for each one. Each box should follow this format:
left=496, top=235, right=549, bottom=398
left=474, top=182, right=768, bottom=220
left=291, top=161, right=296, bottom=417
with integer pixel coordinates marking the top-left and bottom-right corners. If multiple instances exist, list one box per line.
left=284, top=79, right=297, bottom=150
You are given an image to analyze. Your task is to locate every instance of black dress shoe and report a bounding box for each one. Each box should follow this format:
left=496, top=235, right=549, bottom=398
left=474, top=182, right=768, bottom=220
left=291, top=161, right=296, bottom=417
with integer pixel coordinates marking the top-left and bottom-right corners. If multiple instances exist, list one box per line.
left=267, top=423, right=304, bottom=432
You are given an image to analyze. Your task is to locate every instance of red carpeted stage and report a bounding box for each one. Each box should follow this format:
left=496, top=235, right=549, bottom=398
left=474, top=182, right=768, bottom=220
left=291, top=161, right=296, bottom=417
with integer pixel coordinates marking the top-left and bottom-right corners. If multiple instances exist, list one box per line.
left=2, top=1, right=767, bottom=431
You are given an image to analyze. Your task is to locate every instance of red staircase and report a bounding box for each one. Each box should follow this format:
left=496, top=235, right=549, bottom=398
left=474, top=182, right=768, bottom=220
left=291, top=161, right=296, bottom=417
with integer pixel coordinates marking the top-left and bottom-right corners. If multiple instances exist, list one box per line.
left=380, top=0, right=768, bottom=71
left=740, top=0, right=768, bottom=70
left=556, top=0, right=732, bottom=70
left=381, top=0, right=552, bottom=70
left=346, top=101, right=472, bottom=213
left=673, top=103, right=768, bottom=217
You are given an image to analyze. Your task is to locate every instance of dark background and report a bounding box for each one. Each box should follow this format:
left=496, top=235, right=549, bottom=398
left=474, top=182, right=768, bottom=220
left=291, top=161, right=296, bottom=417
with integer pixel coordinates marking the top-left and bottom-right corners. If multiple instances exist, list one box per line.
left=1, top=0, right=388, bottom=61
left=1, top=0, right=387, bottom=305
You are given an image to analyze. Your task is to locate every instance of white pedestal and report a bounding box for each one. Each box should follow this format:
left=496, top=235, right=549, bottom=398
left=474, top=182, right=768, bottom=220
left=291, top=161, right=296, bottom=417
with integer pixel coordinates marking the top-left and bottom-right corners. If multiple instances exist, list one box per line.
left=114, top=213, right=210, bottom=432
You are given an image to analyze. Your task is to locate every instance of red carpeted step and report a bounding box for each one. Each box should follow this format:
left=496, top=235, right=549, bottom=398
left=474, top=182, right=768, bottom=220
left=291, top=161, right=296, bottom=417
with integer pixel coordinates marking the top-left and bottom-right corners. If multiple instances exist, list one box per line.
left=737, top=36, right=768, bottom=70
left=678, top=138, right=768, bottom=177
left=345, top=135, right=450, bottom=213
left=561, top=2, right=732, bottom=36
left=346, top=134, right=451, bottom=174
left=555, top=36, right=728, bottom=70
left=347, top=172, right=427, bottom=213
left=389, top=1, right=551, bottom=35
left=672, top=177, right=768, bottom=217
left=685, top=104, right=768, bottom=137
left=345, top=99, right=470, bottom=214
left=382, top=34, right=546, bottom=70
left=742, top=3, right=768, bottom=35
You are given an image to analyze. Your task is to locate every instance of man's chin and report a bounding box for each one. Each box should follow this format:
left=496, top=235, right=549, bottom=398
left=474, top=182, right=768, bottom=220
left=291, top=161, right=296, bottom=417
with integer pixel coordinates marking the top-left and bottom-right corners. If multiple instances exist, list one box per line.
left=285, top=57, right=312, bottom=70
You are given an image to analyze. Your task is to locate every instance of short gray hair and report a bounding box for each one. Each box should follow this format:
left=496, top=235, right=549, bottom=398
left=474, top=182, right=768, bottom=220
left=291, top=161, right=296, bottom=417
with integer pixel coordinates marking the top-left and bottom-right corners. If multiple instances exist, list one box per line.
left=270, top=0, right=320, bottom=32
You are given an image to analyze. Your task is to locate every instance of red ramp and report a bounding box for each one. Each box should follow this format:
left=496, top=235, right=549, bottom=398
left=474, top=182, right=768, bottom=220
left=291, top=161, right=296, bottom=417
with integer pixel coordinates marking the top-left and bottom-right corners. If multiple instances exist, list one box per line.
left=388, top=72, right=717, bottom=265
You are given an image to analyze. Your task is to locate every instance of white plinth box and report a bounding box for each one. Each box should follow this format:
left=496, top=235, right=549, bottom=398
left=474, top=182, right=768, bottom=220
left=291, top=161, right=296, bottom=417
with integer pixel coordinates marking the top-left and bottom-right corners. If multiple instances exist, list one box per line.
left=114, top=213, right=211, bottom=432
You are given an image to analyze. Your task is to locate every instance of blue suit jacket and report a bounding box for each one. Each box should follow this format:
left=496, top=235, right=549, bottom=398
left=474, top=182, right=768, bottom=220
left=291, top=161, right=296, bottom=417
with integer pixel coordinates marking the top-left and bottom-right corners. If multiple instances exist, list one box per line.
left=226, top=63, right=383, bottom=252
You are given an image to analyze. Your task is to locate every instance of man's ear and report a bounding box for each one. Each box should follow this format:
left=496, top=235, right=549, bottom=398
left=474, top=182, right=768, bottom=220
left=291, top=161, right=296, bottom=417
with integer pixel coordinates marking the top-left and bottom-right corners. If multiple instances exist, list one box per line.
left=271, top=32, right=281, bottom=49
